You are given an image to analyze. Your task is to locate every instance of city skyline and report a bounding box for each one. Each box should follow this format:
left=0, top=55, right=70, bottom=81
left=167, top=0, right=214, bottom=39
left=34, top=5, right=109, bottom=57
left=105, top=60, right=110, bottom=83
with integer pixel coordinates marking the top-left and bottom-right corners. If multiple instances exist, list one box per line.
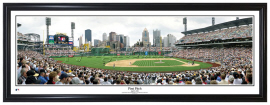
left=16, top=16, right=250, bottom=46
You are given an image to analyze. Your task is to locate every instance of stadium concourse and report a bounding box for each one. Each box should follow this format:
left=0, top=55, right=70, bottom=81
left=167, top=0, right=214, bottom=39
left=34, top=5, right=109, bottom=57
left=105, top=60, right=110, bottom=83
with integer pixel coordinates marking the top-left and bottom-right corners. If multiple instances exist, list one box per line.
left=17, top=19, right=253, bottom=85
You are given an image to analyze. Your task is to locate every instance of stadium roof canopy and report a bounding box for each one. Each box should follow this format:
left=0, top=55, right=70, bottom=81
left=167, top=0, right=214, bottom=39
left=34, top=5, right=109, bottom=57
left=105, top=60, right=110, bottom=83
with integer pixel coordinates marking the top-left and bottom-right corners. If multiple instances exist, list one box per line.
left=181, top=17, right=252, bottom=35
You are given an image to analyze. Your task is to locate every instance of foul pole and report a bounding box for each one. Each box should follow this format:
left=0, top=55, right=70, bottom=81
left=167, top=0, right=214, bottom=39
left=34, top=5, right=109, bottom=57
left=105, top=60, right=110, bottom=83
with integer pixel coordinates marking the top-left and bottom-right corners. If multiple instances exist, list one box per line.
left=160, top=36, right=162, bottom=55
left=43, top=30, right=45, bottom=55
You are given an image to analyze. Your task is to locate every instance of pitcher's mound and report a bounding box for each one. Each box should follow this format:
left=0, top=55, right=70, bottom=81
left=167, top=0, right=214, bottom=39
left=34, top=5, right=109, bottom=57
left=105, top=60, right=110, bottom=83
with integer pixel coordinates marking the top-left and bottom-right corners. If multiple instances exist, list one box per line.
left=155, top=62, right=165, bottom=63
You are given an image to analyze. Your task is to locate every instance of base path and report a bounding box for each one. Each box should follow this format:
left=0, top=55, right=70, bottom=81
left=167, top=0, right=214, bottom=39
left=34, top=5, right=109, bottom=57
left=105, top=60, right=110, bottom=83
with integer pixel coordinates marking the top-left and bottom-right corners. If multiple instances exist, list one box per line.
left=105, top=58, right=199, bottom=67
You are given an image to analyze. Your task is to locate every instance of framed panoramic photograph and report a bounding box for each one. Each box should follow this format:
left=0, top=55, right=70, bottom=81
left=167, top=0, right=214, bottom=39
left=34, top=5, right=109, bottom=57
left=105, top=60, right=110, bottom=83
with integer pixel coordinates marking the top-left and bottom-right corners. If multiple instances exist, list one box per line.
left=3, top=3, right=267, bottom=102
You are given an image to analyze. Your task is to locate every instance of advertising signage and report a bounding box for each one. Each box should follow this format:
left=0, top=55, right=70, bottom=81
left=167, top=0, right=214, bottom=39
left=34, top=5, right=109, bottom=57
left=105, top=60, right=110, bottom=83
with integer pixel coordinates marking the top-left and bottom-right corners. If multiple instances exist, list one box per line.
left=68, top=41, right=73, bottom=45
left=49, top=35, right=54, bottom=45
left=54, top=34, right=69, bottom=44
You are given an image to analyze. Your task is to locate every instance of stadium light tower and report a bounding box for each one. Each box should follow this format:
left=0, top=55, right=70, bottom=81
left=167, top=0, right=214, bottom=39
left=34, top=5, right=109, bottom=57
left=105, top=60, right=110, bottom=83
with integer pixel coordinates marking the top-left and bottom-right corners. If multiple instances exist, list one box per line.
left=46, top=17, right=51, bottom=44
left=212, top=17, right=215, bottom=26
left=183, top=17, right=187, bottom=35
left=71, top=22, right=75, bottom=48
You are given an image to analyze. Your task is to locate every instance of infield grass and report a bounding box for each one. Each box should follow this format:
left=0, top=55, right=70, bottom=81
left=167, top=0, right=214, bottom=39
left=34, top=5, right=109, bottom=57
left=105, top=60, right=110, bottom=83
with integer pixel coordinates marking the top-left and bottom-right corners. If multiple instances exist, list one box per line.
left=133, top=60, right=185, bottom=66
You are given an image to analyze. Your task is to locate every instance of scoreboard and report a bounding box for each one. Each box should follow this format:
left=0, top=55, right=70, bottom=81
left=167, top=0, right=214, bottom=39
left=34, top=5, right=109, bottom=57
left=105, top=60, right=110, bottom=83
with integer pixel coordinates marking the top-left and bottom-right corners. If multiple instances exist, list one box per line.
left=54, top=34, right=69, bottom=45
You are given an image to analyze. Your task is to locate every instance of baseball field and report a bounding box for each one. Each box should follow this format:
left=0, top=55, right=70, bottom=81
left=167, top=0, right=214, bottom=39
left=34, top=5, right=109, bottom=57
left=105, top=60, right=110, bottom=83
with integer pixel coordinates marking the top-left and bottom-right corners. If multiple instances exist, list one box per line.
left=53, top=56, right=213, bottom=72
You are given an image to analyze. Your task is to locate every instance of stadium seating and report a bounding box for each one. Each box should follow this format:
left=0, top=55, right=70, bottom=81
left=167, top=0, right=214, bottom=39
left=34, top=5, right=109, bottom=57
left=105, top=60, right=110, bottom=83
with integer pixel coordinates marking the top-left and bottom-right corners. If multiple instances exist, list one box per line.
left=17, top=25, right=253, bottom=85
left=178, top=25, right=252, bottom=44
left=17, top=45, right=252, bottom=85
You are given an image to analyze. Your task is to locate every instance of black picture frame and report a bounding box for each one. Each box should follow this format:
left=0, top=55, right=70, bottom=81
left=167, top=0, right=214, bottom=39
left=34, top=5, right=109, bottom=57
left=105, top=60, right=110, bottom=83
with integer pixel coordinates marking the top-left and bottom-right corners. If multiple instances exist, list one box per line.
left=3, top=3, right=267, bottom=102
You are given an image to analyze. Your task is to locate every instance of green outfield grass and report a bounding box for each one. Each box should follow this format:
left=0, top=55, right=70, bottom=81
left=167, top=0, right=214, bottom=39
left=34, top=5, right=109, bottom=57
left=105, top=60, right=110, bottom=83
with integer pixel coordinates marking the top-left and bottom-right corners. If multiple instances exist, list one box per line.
left=53, top=55, right=213, bottom=72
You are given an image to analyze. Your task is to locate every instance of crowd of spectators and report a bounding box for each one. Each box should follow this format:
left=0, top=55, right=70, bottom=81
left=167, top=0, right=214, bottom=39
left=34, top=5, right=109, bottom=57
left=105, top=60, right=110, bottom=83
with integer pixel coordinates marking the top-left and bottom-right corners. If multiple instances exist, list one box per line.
left=109, top=47, right=178, bottom=54
left=45, top=50, right=76, bottom=56
left=17, top=32, right=28, bottom=41
left=178, top=25, right=252, bottom=44
left=17, top=46, right=252, bottom=85
left=169, top=47, right=252, bottom=68
left=132, top=47, right=178, bottom=52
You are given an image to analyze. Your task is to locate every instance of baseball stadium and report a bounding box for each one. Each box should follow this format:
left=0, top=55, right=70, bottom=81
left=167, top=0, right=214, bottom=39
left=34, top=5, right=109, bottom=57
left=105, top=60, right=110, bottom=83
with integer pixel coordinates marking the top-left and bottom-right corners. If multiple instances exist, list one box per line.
left=50, top=46, right=216, bottom=72
left=16, top=17, right=253, bottom=85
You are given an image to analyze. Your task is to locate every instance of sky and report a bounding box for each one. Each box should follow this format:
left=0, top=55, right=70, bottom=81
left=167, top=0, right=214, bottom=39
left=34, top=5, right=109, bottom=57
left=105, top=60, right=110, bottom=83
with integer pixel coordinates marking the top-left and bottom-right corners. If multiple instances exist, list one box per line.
left=16, top=16, right=251, bottom=46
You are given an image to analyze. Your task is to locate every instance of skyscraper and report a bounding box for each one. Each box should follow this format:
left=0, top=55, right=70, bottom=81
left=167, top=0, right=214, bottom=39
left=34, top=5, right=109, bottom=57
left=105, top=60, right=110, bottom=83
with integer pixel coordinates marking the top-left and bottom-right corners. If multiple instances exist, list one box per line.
left=142, top=28, right=150, bottom=47
left=102, top=33, right=107, bottom=41
left=153, top=29, right=161, bottom=47
left=94, top=39, right=100, bottom=47
left=124, top=36, right=127, bottom=47
left=110, top=41, right=120, bottom=49
left=167, top=34, right=176, bottom=47
left=163, top=34, right=176, bottom=47
left=125, top=36, right=130, bottom=48
left=115, top=34, right=124, bottom=44
left=119, top=34, right=124, bottom=43
left=163, top=37, right=168, bottom=47
left=79, top=36, right=83, bottom=47
left=85, top=29, right=92, bottom=45
left=115, top=35, right=121, bottom=42
left=109, top=32, right=116, bottom=41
